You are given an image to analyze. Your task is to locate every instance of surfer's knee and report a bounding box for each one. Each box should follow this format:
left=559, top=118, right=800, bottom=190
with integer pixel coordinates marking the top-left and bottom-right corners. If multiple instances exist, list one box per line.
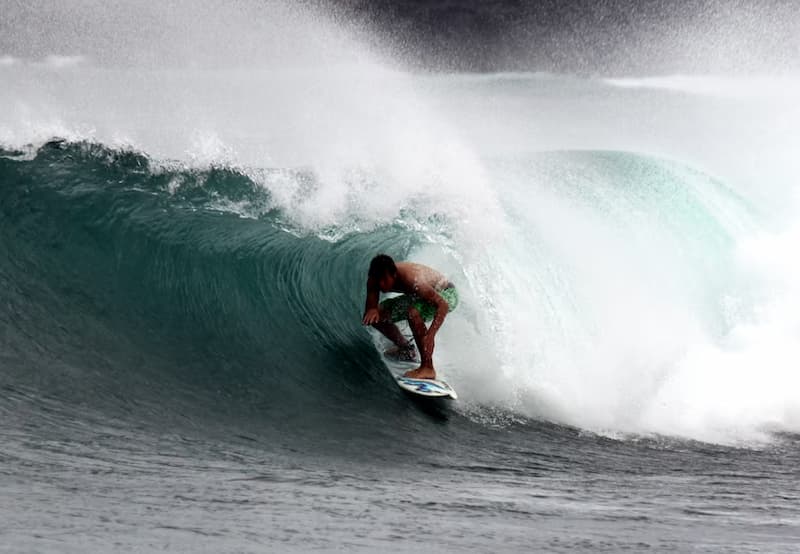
left=407, top=306, right=421, bottom=324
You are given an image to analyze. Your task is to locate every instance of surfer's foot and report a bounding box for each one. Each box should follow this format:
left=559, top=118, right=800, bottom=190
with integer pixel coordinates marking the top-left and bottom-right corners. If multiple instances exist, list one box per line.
left=403, top=366, right=436, bottom=380
left=385, top=344, right=418, bottom=362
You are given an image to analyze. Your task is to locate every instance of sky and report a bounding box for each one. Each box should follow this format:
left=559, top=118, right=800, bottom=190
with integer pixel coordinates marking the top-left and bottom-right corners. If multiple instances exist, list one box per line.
left=1, top=0, right=798, bottom=74
left=331, top=0, right=800, bottom=74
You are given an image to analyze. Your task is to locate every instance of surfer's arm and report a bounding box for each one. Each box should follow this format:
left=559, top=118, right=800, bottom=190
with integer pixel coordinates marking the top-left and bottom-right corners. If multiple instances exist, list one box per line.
left=362, top=279, right=381, bottom=325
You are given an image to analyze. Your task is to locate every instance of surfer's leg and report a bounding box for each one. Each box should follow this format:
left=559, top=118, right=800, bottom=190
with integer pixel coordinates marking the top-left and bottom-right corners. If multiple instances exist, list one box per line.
left=375, top=296, right=417, bottom=360
left=372, top=319, right=409, bottom=348
left=374, top=321, right=417, bottom=361
left=404, top=306, right=435, bottom=379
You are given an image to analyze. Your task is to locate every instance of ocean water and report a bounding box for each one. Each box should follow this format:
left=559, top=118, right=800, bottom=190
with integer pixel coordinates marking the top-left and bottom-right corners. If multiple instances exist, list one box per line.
left=3, top=3, right=800, bottom=552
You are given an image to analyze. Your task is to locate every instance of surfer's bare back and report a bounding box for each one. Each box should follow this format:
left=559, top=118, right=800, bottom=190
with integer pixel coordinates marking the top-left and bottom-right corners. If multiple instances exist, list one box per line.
left=362, top=254, right=459, bottom=379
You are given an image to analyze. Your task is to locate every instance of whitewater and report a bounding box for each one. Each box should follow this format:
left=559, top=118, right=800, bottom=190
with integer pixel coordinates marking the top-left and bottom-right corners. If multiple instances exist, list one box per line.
left=2, top=1, right=800, bottom=552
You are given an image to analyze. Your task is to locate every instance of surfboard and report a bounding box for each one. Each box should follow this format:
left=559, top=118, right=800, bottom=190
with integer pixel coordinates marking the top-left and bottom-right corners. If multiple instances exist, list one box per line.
left=395, top=375, right=458, bottom=399
left=378, top=339, right=458, bottom=400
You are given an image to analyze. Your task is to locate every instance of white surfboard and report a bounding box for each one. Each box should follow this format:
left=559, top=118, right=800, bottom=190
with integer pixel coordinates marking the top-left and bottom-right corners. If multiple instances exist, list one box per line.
left=395, top=375, right=458, bottom=399
left=377, top=336, right=458, bottom=400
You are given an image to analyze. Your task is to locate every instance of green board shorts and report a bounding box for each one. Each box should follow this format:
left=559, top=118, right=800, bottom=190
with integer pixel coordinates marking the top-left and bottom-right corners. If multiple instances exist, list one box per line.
left=380, top=286, right=459, bottom=323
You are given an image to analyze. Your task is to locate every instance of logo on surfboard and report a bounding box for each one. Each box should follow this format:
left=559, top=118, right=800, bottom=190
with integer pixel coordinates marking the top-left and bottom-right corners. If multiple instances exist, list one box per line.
left=395, top=376, right=457, bottom=398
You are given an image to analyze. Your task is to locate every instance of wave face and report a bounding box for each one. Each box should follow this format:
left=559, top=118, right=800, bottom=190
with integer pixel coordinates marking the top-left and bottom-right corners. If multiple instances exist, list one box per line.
left=0, top=131, right=797, bottom=447
left=0, top=141, right=427, bottom=447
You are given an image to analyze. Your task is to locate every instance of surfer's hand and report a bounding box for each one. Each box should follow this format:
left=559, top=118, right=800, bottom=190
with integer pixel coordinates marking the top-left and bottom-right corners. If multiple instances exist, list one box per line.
left=362, top=308, right=380, bottom=325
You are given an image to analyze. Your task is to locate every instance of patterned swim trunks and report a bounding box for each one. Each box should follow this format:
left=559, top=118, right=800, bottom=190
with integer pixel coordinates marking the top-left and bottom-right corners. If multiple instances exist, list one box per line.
left=379, top=286, right=459, bottom=323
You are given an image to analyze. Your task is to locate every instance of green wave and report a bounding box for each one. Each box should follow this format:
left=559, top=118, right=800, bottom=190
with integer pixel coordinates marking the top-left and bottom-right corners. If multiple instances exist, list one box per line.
left=0, top=141, right=421, bottom=424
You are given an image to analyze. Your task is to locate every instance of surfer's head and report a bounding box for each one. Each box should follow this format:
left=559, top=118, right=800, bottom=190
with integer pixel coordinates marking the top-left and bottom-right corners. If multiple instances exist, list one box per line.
left=369, top=254, right=397, bottom=292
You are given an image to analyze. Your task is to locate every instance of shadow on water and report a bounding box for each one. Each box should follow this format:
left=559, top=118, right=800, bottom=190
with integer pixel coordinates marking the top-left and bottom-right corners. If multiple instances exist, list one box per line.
left=404, top=393, right=454, bottom=422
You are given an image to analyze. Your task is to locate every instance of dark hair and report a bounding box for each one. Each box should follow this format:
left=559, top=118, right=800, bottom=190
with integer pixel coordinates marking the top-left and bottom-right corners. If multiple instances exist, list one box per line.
left=369, top=254, right=397, bottom=279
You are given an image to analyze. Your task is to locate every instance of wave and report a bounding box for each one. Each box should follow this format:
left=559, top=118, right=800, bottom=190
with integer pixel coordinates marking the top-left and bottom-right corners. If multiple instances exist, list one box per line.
left=0, top=141, right=423, bottom=434
left=3, top=138, right=799, bottom=447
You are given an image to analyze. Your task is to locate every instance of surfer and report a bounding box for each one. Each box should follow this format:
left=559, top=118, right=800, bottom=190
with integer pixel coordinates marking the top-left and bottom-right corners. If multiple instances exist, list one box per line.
left=362, top=254, right=458, bottom=380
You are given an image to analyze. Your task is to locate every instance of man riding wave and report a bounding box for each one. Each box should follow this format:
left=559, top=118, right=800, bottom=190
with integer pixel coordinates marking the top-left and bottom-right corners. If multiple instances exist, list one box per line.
left=362, top=254, right=458, bottom=380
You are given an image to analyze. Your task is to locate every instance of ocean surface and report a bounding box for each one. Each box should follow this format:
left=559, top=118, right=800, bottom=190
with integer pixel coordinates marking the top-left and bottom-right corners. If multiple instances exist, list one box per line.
left=3, top=3, right=800, bottom=552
